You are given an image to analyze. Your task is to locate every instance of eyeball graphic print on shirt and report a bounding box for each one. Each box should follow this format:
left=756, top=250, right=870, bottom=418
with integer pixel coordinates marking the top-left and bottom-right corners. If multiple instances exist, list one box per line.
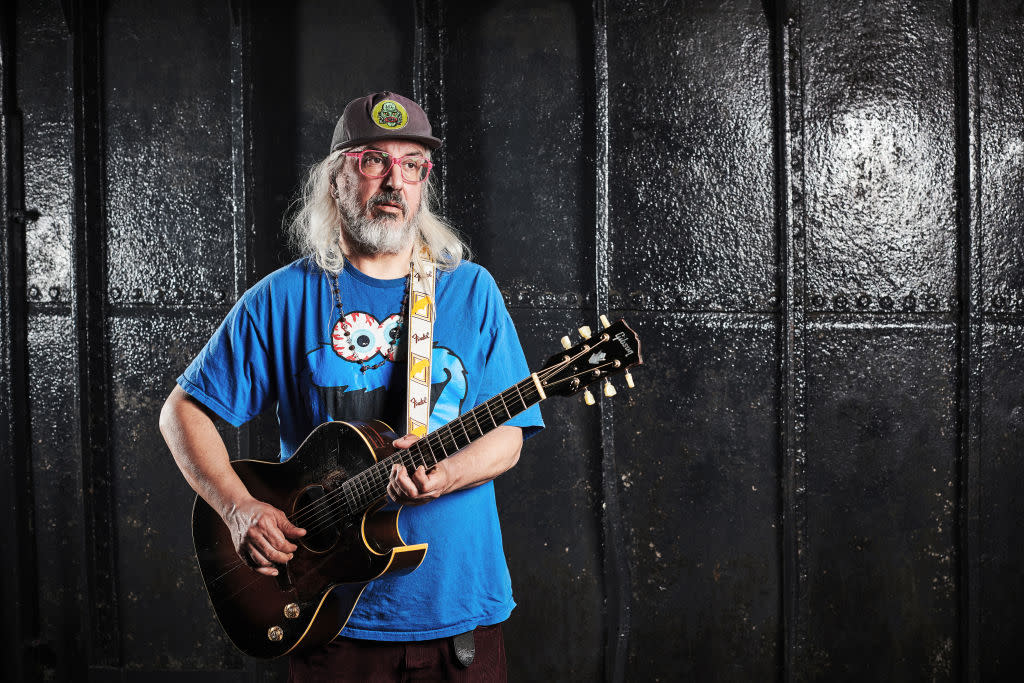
left=331, top=311, right=403, bottom=362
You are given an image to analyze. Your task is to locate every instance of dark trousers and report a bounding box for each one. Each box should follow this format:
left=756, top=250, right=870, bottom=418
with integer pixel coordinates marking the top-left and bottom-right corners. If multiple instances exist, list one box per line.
left=287, top=625, right=507, bottom=683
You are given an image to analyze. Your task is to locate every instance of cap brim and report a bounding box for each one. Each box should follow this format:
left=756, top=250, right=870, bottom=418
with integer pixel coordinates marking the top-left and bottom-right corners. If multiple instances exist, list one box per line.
left=332, top=133, right=442, bottom=152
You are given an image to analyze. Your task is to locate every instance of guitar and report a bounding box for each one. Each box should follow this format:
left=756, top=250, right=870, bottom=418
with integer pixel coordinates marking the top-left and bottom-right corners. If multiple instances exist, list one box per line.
left=192, top=317, right=642, bottom=658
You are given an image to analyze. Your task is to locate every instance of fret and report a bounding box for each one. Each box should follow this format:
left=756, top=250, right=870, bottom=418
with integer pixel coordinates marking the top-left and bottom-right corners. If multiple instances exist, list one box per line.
left=420, top=436, right=438, bottom=466
left=458, top=416, right=472, bottom=447
left=481, top=400, right=496, bottom=431
left=469, top=408, right=483, bottom=440
left=445, top=424, right=463, bottom=453
left=437, top=425, right=457, bottom=454
left=514, top=382, right=529, bottom=411
left=497, top=391, right=513, bottom=420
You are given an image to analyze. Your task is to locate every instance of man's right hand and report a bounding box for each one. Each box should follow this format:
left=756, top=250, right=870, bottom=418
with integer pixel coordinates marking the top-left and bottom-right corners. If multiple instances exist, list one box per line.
left=224, top=497, right=307, bottom=577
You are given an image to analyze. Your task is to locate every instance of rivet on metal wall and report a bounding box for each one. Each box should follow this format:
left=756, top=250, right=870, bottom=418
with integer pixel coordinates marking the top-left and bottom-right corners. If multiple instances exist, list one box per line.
left=902, top=294, right=917, bottom=310
left=992, top=295, right=1005, bottom=309
left=215, top=290, right=225, bottom=302
left=855, top=294, right=871, bottom=308
left=880, top=296, right=893, bottom=310
left=110, top=287, right=122, bottom=300
left=28, top=286, right=40, bottom=300
left=924, top=295, right=938, bottom=310
left=131, top=288, right=142, bottom=300
left=833, top=294, right=848, bottom=310
left=48, top=286, right=60, bottom=300
left=811, top=294, right=825, bottom=307
left=174, top=289, right=184, bottom=300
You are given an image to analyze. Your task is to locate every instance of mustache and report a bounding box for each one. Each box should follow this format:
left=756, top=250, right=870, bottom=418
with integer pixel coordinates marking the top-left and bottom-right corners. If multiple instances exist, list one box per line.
left=368, top=190, right=407, bottom=213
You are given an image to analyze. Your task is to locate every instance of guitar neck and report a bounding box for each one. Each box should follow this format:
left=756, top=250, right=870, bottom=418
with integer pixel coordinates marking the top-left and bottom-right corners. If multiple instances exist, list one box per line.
left=342, top=377, right=544, bottom=512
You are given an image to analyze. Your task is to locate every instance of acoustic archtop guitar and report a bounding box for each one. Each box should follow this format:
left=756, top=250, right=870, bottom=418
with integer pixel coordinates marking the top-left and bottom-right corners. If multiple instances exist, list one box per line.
left=192, top=317, right=642, bottom=658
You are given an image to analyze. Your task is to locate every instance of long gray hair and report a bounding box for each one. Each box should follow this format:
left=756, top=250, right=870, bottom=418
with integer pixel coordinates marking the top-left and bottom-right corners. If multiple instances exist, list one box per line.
left=286, top=149, right=470, bottom=274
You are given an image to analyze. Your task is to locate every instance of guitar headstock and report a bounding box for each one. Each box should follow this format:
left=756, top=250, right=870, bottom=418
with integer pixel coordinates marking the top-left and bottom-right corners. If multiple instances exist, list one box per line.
left=536, top=316, right=642, bottom=404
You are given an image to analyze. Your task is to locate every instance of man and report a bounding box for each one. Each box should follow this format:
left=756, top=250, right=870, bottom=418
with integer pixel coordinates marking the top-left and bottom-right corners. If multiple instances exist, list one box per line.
left=160, top=91, right=543, bottom=681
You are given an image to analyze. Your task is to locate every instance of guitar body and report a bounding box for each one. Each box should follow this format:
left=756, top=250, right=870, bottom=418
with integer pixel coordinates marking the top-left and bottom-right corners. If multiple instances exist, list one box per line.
left=191, top=420, right=428, bottom=659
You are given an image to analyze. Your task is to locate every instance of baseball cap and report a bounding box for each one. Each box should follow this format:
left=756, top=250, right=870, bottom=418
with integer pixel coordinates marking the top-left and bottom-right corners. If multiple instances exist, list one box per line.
left=330, top=91, right=442, bottom=152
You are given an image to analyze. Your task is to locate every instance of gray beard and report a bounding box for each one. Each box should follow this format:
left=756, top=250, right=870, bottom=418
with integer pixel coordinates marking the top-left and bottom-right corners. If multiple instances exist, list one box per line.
left=337, top=186, right=419, bottom=257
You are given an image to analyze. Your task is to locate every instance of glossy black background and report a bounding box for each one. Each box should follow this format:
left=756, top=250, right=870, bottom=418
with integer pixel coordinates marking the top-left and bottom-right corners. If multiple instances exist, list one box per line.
left=1, top=1, right=1021, bottom=680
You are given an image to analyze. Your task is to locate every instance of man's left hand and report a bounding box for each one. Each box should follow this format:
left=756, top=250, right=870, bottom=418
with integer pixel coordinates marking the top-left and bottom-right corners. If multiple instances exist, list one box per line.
left=388, top=434, right=450, bottom=505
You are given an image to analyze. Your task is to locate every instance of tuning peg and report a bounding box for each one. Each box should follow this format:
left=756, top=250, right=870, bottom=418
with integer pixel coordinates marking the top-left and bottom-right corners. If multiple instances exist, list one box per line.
left=583, top=388, right=596, bottom=405
left=624, top=370, right=635, bottom=388
left=578, top=325, right=592, bottom=340
left=560, top=336, right=572, bottom=349
left=603, top=380, right=617, bottom=397
left=600, top=314, right=611, bottom=328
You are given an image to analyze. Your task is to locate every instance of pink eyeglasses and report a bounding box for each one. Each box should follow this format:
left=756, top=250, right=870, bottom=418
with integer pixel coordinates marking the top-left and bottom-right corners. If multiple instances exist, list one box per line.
left=345, top=149, right=433, bottom=183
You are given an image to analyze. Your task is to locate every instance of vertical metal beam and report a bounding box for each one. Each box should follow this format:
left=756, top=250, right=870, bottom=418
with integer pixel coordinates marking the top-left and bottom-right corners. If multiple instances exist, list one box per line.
left=229, top=0, right=258, bottom=504
left=69, top=0, right=120, bottom=668
left=230, top=0, right=254, bottom=303
left=772, top=0, right=808, bottom=679
left=413, top=0, right=448, bottom=215
left=592, top=1, right=629, bottom=681
left=954, top=1, right=980, bottom=680
left=0, top=5, right=40, bottom=679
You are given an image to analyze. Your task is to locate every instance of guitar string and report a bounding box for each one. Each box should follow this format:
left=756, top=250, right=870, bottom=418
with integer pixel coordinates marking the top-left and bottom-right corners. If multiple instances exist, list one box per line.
left=283, top=386, right=528, bottom=530
left=283, top=377, right=534, bottom=528
left=283, top=348, right=615, bottom=537
left=285, top=382, right=544, bottom=537
left=284, top=375, right=544, bottom=530
left=288, top=383, right=542, bottom=536
left=273, top=346, right=609, bottom=538
left=282, top=346, right=609, bottom=537
left=214, top=349, right=623, bottom=578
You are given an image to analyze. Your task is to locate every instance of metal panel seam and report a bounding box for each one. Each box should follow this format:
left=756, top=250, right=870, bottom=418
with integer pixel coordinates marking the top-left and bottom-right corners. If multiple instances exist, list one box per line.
left=776, top=0, right=808, bottom=679
left=954, top=0, right=981, bottom=680
left=0, top=8, right=39, bottom=679
left=592, top=1, right=629, bottom=681
left=69, top=0, right=121, bottom=667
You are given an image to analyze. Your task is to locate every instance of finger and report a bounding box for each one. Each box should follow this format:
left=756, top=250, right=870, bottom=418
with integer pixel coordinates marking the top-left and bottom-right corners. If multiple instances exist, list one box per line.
left=279, top=514, right=307, bottom=538
left=255, top=536, right=294, bottom=565
left=394, top=466, right=420, bottom=499
left=263, top=517, right=299, bottom=553
left=246, top=545, right=273, bottom=569
left=392, top=434, right=421, bottom=448
left=411, top=465, right=431, bottom=489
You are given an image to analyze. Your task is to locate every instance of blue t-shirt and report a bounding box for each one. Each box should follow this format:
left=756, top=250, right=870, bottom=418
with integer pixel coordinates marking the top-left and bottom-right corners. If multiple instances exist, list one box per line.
left=178, top=257, right=544, bottom=641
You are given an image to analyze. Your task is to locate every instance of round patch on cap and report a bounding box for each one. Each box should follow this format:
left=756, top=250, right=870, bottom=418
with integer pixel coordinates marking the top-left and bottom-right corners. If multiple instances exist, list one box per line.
left=371, top=99, right=409, bottom=130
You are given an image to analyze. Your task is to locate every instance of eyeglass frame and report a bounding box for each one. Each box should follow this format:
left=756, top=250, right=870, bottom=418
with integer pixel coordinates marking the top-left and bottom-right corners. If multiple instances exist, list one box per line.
left=344, top=149, right=434, bottom=183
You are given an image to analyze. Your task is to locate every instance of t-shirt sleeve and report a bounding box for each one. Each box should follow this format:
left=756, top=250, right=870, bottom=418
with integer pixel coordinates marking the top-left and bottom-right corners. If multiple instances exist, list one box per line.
left=177, top=295, right=274, bottom=427
left=474, top=280, right=545, bottom=440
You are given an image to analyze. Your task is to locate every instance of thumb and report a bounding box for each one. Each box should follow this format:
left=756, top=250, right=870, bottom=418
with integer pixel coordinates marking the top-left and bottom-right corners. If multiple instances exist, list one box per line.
left=280, top=514, right=306, bottom=536
left=393, top=433, right=420, bottom=448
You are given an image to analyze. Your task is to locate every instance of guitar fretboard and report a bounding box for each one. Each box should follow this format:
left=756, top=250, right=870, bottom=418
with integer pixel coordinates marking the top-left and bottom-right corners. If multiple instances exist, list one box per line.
left=339, top=377, right=542, bottom=513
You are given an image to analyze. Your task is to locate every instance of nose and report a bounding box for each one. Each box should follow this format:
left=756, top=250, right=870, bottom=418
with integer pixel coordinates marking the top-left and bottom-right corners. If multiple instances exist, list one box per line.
left=383, top=160, right=405, bottom=190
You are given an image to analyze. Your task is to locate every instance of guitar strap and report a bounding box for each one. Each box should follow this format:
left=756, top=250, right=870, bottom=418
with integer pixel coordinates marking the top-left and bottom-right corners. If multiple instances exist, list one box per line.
left=406, top=248, right=435, bottom=438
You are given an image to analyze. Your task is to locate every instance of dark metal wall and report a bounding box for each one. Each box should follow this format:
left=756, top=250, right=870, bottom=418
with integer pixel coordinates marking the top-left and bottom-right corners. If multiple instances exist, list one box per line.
left=2, top=0, right=1022, bottom=680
